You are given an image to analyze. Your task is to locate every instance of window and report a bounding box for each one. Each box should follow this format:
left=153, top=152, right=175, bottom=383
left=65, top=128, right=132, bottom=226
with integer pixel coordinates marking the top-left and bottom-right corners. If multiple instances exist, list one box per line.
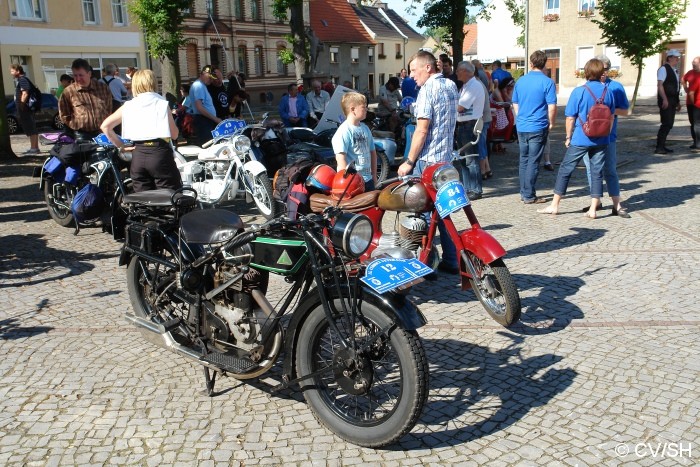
left=330, top=47, right=339, bottom=64
left=352, top=75, right=359, bottom=90
left=379, top=73, right=385, bottom=85
left=277, top=47, right=288, bottom=75
left=254, top=45, right=264, bottom=76
left=250, top=0, right=259, bottom=20
left=111, top=0, right=127, bottom=25
left=545, top=0, right=560, bottom=14
left=206, top=0, right=215, bottom=16
left=351, top=47, right=359, bottom=64
left=186, top=43, right=199, bottom=78
left=577, top=46, right=594, bottom=70
left=368, top=47, right=374, bottom=64
left=378, top=43, right=385, bottom=58
left=604, top=46, right=622, bottom=70
left=395, top=43, right=402, bottom=59
left=238, top=45, right=248, bottom=76
left=10, top=0, right=45, bottom=20
left=82, top=0, right=99, bottom=24
left=233, top=0, right=243, bottom=19
left=578, top=0, right=596, bottom=14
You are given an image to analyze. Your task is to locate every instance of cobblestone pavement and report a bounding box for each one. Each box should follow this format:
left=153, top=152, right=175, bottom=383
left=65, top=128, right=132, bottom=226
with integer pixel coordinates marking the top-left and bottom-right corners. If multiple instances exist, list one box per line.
left=1, top=102, right=699, bottom=466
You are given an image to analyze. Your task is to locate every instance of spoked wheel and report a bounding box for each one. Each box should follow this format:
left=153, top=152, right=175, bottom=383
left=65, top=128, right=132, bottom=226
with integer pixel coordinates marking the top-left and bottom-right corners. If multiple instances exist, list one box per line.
left=43, top=179, right=76, bottom=227
left=247, top=171, right=277, bottom=219
left=465, top=255, right=521, bottom=327
left=296, top=297, right=429, bottom=447
left=126, top=253, right=190, bottom=347
left=376, top=150, right=390, bottom=184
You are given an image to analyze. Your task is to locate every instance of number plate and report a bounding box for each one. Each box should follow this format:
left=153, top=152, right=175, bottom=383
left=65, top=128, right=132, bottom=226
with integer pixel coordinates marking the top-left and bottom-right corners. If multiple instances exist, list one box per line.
left=211, top=119, right=246, bottom=138
left=93, top=133, right=132, bottom=146
left=435, top=180, right=469, bottom=219
left=361, top=258, right=433, bottom=294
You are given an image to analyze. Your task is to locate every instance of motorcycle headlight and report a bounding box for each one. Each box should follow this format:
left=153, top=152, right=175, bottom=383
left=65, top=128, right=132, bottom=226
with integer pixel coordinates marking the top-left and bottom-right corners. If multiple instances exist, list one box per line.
left=330, top=213, right=373, bottom=258
left=232, top=135, right=251, bottom=154
left=432, top=164, right=460, bottom=190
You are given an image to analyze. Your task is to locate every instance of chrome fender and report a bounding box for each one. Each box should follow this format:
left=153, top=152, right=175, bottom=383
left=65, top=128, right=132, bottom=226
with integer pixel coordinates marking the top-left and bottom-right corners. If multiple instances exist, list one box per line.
left=243, top=159, right=268, bottom=177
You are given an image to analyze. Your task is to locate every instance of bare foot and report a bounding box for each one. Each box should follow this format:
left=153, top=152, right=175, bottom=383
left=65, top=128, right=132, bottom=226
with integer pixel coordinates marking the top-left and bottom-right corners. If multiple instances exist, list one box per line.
left=537, top=206, right=558, bottom=215
left=583, top=210, right=597, bottom=219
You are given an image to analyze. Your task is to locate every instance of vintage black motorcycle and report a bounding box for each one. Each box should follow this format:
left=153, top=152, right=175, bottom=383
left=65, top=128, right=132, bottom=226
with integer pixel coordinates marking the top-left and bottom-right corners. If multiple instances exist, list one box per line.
left=119, top=188, right=430, bottom=447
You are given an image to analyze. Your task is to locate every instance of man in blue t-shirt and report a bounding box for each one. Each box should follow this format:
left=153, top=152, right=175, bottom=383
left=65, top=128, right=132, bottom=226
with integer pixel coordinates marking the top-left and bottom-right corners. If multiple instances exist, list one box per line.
left=512, top=50, right=558, bottom=204
left=490, top=60, right=512, bottom=89
left=190, top=65, right=222, bottom=146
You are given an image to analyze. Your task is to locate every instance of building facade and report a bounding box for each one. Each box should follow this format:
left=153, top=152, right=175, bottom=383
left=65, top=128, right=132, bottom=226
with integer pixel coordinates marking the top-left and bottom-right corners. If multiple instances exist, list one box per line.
left=1, top=0, right=146, bottom=95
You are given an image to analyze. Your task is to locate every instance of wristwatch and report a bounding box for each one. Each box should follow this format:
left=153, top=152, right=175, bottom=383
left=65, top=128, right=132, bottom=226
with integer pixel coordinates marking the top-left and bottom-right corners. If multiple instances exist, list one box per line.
left=405, top=159, right=415, bottom=167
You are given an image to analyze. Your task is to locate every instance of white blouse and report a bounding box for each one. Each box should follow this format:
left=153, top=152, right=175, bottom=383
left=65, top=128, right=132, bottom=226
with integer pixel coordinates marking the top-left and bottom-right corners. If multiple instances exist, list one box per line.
left=121, top=92, right=172, bottom=141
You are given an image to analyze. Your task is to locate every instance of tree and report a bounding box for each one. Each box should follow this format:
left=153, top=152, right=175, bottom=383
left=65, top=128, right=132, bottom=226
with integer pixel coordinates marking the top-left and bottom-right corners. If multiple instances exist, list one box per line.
left=128, top=0, right=192, bottom=97
left=272, top=0, right=307, bottom=83
left=503, top=0, right=525, bottom=48
left=0, top=55, right=17, bottom=160
left=592, top=0, right=687, bottom=110
left=417, top=0, right=487, bottom=67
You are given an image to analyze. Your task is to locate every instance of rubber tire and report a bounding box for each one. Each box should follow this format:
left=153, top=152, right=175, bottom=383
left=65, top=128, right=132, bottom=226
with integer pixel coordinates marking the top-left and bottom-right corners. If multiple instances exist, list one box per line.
left=52, top=113, right=64, bottom=130
left=468, top=257, right=521, bottom=327
left=296, top=298, right=428, bottom=448
left=376, top=149, right=390, bottom=184
left=249, top=171, right=277, bottom=220
left=7, top=116, right=19, bottom=135
left=43, top=179, right=75, bottom=227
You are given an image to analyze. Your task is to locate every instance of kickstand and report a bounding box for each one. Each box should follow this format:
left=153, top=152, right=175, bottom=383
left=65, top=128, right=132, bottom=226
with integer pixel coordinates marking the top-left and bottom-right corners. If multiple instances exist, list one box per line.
left=203, top=367, right=217, bottom=396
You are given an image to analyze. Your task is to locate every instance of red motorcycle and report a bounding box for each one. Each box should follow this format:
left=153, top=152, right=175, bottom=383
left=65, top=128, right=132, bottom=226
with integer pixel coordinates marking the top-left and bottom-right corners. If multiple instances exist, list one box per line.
left=310, top=122, right=521, bottom=327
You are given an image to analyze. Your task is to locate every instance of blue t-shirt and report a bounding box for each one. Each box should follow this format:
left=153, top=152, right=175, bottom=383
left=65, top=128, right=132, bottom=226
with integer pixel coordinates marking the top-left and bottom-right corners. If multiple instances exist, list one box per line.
left=491, top=68, right=512, bottom=85
left=189, top=79, right=216, bottom=116
left=606, top=78, right=628, bottom=141
left=401, top=77, right=418, bottom=99
left=331, top=120, right=375, bottom=182
left=565, top=80, right=616, bottom=147
left=512, top=71, right=557, bottom=132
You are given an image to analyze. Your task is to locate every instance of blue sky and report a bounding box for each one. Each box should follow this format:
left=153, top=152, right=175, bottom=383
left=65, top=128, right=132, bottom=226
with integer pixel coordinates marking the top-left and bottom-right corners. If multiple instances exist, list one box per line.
left=382, top=0, right=423, bottom=32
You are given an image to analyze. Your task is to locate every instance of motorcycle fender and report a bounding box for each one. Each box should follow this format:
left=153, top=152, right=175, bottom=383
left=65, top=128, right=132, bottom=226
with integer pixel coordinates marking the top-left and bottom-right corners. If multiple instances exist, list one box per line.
left=243, top=159, right=267, bottom=177
left=36, top=156, right=51, bottom=189
left=281, top=285, right=426, bottom=381
left=118, top=246, right=132, bottom=267
left=460, top=228, right=507, bottom=265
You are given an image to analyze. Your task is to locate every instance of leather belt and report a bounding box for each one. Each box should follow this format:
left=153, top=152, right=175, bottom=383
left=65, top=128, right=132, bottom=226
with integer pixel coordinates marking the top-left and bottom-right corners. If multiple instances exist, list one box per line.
left=134, top=138, right=171, bottom=146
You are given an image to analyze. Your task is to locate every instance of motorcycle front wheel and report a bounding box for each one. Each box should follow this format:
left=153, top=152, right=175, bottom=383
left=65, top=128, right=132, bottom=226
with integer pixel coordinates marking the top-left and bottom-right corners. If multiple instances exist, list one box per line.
left=296, top=298, right=428, bottom=447
left=43, top=179, right=75, bottom=227
left=466, top=256, right=521, bottom=327
left=247, top=170, right=277, bottom=220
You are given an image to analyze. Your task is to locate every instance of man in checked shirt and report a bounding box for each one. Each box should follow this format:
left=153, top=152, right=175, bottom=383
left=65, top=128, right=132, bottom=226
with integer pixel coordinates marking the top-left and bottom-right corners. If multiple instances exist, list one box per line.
left=58, top=58, right=113, bottom=140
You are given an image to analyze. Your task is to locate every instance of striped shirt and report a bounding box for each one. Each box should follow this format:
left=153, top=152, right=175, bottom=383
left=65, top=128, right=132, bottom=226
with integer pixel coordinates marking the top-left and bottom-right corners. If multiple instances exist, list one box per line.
left=414, top=73, right=459, bottom=164
left=58, top=80, right=113, bottom=132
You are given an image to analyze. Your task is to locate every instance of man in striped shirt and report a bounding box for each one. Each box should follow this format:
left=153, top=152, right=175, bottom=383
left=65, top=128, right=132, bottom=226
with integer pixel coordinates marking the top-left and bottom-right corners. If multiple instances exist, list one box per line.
left=58, top=59, right=113, bottom=139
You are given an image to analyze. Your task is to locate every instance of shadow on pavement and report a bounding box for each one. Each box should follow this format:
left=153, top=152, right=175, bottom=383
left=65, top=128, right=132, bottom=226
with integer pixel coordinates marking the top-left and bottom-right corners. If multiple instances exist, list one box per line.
left=396, top=332, right=576, bottom=450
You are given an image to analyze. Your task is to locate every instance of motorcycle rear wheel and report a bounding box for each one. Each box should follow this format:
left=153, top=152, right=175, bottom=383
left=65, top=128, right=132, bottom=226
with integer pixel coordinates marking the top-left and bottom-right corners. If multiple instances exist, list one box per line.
left=466, top=256, right=521, bottom=327
left=296, top=298, right=428, bottom=447
left=376, top=150, right=390, bottom=184
left=43, top=179, right=75, bottom=227
left=248, top=171, right=277, bottom=220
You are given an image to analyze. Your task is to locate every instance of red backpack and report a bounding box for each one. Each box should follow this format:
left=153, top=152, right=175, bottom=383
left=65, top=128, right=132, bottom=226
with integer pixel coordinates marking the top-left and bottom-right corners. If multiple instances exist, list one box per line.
left=579, top=84, right=613, bottom=138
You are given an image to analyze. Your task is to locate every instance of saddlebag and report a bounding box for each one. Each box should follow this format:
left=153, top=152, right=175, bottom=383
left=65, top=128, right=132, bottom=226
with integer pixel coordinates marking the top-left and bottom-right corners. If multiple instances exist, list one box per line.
left=125, top=221, right=164, bottom=255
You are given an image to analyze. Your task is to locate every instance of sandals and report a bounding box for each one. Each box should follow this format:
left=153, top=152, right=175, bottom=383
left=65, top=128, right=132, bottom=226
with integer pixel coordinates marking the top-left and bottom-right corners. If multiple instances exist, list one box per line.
left=612, top=207, right=631, bottom=218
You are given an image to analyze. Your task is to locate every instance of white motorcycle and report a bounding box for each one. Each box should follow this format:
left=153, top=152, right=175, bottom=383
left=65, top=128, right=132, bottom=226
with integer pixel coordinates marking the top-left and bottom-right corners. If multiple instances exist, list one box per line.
left=175, top=119, right=277, bottom=219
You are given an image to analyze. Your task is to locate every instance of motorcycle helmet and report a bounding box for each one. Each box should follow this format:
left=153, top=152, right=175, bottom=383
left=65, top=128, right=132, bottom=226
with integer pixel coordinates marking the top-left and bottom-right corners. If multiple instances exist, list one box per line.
left=306, top=164, right=336, bottom=194
left=331, top=169, right=365, bottom=200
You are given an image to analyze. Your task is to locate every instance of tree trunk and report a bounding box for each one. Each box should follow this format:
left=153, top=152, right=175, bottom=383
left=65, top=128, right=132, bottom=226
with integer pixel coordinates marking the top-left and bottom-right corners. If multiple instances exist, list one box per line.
left=0, top=56, right=18, bottom=160
left=290, top=2, right=307, bottom=82
left=160, top=51, right=181, bottom=99
left=450, top=0, right=467, bottom=68
left=630, top=62, right=644, bottom=113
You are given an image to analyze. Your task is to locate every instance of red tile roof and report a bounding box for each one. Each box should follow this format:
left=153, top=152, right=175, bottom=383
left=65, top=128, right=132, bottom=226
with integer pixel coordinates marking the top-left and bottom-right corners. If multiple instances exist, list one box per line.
left=463, top=24, right=478, bottom=56
left=310, top=0, right=375, bottom=44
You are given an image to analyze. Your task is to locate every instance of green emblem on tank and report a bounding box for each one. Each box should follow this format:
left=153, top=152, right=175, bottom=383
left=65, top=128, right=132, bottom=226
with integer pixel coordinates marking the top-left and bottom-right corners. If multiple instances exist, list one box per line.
left=277, top=250, right=293, bottom=265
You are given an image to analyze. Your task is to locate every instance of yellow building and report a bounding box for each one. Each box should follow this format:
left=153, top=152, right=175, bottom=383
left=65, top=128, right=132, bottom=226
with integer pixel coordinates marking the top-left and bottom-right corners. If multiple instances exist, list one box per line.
left=1, top=0, right=146, bottom=95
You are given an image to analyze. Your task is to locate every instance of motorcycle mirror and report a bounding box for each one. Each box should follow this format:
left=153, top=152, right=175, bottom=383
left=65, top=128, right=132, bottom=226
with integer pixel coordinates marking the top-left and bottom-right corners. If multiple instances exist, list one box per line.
left=473, top=117, right=484, bottom=136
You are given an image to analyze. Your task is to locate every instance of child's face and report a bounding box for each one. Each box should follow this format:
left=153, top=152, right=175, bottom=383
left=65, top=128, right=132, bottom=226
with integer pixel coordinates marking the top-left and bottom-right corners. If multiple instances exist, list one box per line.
left=352, top=102, right=367, bottom=119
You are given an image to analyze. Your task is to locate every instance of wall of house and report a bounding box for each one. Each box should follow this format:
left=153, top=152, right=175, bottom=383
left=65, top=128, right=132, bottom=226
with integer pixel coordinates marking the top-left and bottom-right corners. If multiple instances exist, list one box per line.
left=477, top=0, right=524, bottom=64
left=1, top=0, right=145, bottom=95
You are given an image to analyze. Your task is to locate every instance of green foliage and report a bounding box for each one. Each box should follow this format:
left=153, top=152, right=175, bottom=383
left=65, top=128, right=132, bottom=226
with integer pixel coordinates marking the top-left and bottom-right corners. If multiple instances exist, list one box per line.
left=511, top=68, right=524, bottom=80
left=592, top=0, right=686, bottom=68
left=417, top=0, right=486, bottom=64
left=278, top=48, right=296, bottom=65
left=128, top=0, right=192, bottom=60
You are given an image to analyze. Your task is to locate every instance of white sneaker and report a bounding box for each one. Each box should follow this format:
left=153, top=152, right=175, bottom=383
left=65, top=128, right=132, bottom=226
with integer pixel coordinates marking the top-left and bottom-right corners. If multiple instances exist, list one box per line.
left=23, top=148, right=41, bottom=154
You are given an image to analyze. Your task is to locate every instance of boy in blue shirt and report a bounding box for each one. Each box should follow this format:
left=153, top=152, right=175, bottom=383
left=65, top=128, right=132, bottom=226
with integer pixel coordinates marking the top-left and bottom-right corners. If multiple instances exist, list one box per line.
left=332, top=92, right=378, bottom=190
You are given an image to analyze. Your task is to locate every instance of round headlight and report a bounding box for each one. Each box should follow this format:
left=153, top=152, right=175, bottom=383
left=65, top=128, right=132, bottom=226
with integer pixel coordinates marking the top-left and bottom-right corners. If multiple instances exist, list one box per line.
left=330, top=213, right=373, bottom=258
left=233, top=135, right=251, bottom=153
left=432, top=164, right=460, bottom=190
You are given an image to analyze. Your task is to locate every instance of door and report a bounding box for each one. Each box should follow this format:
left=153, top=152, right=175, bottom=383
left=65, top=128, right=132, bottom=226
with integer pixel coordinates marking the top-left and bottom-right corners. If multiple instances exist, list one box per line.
left=544, top=49, right=560, bottom=92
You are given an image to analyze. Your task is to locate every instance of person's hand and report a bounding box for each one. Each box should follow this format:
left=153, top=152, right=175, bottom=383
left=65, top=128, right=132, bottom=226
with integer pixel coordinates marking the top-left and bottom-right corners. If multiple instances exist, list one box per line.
left=661, top=98, right=669, bottom=109
left=676, top=103, right=682, bottom=112
left=397, top=161, right=413, bottom=177
left=564, top=137, right=571, bottom=148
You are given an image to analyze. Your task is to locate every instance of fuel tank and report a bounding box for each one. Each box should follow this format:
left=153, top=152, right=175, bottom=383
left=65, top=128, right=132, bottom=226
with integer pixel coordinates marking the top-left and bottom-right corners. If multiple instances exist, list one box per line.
left=377, top=181, right=431, bottom=212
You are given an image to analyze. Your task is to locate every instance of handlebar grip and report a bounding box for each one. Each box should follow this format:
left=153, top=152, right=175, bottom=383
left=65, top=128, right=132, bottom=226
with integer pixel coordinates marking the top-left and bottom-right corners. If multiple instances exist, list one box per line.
left=202, top=139, right=215, bottom=149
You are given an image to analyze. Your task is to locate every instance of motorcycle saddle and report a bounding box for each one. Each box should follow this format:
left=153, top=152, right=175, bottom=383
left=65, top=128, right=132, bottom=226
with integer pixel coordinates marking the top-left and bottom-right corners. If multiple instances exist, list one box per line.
left=372, top=130, right=395, bottom=139
left=123, top=189, right=197, bottom=209
left=309, top=191, right=380, bottom=213
left=180, top=209, right=244, bottom=244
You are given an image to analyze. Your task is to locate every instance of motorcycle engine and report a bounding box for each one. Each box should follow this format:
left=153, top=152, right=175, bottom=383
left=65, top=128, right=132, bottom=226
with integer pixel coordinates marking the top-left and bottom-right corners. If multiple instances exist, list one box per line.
left=398, top=215, right=428, bottom=252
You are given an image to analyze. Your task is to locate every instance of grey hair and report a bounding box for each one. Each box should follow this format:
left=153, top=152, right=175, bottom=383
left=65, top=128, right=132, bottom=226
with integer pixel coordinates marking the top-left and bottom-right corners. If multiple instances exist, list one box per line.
left=105, top=63, right=117, bottom=75
left=594, top=55, right=611, bottom=68
left=456, top=61, right=475, bottom=74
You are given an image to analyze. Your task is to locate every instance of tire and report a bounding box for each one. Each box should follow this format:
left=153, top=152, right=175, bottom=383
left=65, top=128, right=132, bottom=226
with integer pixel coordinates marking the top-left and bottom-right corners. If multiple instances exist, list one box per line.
left=376, top=149, right=390, bottom=184
left=52, top=113, right=64, bottom=130
left=296, top=297, right=429, bottom=448
left=248, top=171, right=277, bottom=220
left=7, top=116, right=19, bottom=135
left=43, top=179, right=75, bottom=227
left=466, top=256, right=521, bottom=327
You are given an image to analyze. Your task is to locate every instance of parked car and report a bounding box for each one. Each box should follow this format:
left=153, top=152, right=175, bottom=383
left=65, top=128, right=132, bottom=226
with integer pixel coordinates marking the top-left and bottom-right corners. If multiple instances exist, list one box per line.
left=6, top=93, right=64, bottom=135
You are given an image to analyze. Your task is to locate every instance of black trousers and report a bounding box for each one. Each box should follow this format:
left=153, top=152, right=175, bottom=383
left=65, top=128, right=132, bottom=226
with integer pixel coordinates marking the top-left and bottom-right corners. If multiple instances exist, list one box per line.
left=688, top=104, right=697, bottom=146
left=130, top=140, right=182, bottom=192
left=656, top=100, right=678, bottom=149
left=192, top=114, right=217, bottom=147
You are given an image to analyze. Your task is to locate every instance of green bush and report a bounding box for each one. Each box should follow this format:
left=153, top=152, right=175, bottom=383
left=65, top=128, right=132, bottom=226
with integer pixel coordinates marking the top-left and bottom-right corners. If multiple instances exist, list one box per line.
left=511, top=69, right=524, bottom=81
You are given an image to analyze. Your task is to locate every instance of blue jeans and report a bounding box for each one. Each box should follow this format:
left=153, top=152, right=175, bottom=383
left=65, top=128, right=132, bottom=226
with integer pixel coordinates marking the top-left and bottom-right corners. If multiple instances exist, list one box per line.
left=518, top=130, right=548, bottom=201
left=477, top=121, right=490, bottom=160
left=554, top=145, right=606, bottom=198
left=583, top=140, right=620, bottom=197
left=455, top=120, right=481, bottom=195
left=415, top=159, right=458, bottom=268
